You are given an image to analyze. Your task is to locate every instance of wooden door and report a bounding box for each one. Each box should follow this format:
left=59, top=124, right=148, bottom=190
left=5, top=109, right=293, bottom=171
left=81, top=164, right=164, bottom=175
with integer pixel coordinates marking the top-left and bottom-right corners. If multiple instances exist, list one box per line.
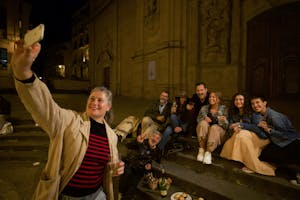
left=246, top=3, right=300, bottom=98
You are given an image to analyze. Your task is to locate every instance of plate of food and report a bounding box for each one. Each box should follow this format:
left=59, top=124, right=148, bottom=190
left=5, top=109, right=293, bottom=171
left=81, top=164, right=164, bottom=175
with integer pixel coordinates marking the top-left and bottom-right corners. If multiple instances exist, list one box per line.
left=171, top=192, right=192, bottom=200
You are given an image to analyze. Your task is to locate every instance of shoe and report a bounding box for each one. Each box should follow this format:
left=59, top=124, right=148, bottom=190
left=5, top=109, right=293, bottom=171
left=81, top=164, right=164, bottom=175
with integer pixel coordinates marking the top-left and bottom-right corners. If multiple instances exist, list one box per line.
left=196, top=148, right=205, bottom=161
left=290, top=179, right=300, bottom=186
left=290, top=172, right=300, bottom=186
left=296, top=172, right=300, bottom=184
left=241, top=166, right=254, bottom=174
left=203, top=151, right=212, bottom=165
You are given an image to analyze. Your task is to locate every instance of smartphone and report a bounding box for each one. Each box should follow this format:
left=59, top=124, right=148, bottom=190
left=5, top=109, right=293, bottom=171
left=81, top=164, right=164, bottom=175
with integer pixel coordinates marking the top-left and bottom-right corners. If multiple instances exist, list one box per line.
left=24, top=24, right=45, bottom=48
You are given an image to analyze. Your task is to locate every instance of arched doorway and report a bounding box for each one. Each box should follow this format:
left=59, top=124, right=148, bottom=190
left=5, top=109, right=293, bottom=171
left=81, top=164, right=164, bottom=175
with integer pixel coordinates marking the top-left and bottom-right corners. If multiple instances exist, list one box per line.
left=246, top=2, right=300, bottom=98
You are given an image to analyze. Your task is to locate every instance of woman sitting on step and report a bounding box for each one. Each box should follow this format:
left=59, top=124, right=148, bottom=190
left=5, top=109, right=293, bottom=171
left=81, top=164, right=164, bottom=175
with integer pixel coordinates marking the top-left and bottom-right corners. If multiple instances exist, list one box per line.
left=220, top=93, right=276, bottom=176
left=196, top=91, right=228, bottom=164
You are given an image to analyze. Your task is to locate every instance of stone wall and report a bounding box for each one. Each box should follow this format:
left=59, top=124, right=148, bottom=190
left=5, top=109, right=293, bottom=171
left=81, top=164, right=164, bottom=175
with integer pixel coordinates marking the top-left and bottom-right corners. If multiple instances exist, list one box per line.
left=88, top=0, right=300, bottom=100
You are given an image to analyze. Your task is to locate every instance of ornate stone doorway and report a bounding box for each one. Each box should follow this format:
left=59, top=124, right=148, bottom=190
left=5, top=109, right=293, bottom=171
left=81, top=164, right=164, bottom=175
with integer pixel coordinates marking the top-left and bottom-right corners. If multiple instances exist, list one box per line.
left=246, top=2, right=300, bottom=98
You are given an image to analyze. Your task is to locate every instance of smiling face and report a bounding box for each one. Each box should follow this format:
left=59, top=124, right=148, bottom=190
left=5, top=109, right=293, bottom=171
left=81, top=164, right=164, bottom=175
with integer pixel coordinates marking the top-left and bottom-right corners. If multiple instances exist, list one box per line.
left=251, top=97, right=267, bottom=114
left=234, top=94, right=245, bottom=109
left=86, top=90, right=111, bottom=123
left=196, top=84, right=208, bottom=101
left=148, top=131, right=162, bottom=149
left=208, top=92, right=220, bottom=106
left=159, top=91, right=169, bottom=105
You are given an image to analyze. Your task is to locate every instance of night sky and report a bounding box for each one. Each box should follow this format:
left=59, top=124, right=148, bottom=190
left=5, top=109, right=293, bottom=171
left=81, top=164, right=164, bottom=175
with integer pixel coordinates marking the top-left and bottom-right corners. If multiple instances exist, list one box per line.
left=27, top=0, right=83, bottom=76
left=29, top=0, right=83, bottom=46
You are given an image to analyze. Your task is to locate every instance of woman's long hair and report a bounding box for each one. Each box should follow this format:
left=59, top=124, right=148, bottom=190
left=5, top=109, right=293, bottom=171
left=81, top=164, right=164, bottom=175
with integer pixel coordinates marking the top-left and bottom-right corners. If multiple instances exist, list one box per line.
left=228, top=92, right=252, bottom=117
left=90, top=86, right=114, bottom=125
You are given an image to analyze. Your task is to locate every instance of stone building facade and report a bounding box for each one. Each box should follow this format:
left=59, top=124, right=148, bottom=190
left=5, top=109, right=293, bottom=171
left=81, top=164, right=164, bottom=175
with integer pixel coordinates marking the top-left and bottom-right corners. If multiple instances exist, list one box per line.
left=0, top=0, right=31, bottom=90
left=88, top=0, right=300, bottom=100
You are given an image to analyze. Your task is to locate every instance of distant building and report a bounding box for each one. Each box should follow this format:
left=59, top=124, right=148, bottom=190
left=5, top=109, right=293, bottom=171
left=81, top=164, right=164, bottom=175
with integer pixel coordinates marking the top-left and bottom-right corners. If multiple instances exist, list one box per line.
left=71, top=2, right=90, bottom=81
left=2, top=0, right=300, bottom=99
left=0, top=0, right=32, bottom=90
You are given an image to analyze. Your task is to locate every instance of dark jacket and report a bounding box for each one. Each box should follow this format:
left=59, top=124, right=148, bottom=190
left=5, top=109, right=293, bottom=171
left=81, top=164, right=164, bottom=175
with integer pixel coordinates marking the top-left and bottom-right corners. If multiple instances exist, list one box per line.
left=124, top=139, right=161, bottom=175
left=144, top=100, right=172, bottom=130
left=190, top=93, right=209, bottom=120
left=244, top=107, right=300, bottom=148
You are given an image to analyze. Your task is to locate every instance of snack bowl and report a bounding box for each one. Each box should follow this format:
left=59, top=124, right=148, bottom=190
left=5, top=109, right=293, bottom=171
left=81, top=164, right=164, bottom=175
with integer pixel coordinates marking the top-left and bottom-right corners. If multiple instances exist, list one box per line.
left=171, top=192, right=192, bottom=200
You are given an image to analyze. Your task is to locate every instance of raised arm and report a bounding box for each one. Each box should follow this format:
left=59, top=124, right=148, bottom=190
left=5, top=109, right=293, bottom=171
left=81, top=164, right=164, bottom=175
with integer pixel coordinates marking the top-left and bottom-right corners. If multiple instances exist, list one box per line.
left=10, top=41, right=74, bottom=139
left=11, top=41, right=40, bottom=80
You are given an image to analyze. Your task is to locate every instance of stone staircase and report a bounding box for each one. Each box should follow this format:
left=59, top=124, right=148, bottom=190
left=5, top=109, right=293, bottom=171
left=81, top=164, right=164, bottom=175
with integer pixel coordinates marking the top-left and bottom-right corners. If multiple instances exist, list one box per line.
left=0, top=120, right=49, bottom=161
left=134, top=137, right=300, bottom=200
left=3, top=123, right=299, bottom=200
left=0, top=120, right=48, bottom=200
left=1, top=93, right=299, bottom=199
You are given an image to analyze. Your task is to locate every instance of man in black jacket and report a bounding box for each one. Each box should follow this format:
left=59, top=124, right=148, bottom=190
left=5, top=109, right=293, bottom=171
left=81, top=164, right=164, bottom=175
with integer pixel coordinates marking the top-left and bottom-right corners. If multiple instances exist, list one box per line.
left=119, top=130, right=162, bottom=200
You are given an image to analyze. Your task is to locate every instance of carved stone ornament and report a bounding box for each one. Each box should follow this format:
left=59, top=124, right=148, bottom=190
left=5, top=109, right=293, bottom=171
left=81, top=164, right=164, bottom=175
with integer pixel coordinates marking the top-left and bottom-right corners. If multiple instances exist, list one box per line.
left=144, top=0, right=160, bottom=35
left=199, top=0, right=231, bottom=64
left=96, top=34, right=113, bottom=68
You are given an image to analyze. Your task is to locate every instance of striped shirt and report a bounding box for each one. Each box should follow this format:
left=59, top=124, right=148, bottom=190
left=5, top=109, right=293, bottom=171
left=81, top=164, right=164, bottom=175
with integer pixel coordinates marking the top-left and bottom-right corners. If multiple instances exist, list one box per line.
left=62, top=118, right=110, bottom=197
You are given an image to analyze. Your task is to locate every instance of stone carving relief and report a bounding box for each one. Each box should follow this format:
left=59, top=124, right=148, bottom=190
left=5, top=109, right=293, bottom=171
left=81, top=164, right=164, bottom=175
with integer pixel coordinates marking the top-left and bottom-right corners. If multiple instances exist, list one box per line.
left=199, top=0, right=231, bottom=63
left=144, top=0, right=160, bottom=35
left=96, top=33, right=113, bottom=69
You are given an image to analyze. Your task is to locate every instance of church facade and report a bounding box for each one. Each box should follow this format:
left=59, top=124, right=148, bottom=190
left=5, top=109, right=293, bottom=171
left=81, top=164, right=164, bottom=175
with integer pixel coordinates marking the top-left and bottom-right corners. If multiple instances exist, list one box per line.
left=88, top=0, right=300, bottom=100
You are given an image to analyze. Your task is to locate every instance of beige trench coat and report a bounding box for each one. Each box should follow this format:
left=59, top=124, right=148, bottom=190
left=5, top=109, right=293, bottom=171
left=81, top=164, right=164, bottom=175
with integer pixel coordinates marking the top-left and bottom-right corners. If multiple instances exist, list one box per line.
left=15, top=76, right=119, bottom=200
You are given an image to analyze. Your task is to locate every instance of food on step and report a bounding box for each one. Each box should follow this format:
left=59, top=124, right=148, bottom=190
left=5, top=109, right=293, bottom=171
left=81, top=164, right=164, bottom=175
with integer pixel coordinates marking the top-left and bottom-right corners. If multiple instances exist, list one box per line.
left=171, top=192, right=191, bottom=200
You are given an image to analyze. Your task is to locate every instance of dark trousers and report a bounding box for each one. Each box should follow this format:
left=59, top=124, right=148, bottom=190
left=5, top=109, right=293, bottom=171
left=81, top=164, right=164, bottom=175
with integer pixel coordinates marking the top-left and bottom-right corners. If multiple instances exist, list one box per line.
left=119, top=166, right=144, bottom=200
left=260, top=139, right=300, bottom=165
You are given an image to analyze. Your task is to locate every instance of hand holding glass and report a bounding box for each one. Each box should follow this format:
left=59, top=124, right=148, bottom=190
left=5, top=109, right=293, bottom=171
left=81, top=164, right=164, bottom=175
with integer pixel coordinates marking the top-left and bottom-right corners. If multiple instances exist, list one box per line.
left=109, top=153, right=124, bottom=176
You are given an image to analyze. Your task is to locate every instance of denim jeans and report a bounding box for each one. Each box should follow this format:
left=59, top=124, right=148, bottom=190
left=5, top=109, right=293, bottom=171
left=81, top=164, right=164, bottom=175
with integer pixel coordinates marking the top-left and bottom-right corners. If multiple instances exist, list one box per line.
left=59, top=187, right=106, bottom=200
left=158, top=114, right=188, bottom=150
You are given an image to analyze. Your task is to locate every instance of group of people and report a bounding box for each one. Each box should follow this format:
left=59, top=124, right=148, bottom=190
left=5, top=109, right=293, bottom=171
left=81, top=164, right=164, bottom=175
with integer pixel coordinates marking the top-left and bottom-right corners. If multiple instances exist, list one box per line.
left=9, top=39, right=300, bottom=200
left=137, top=82, right=300, bottom=182
left=10, top=39, right=169, bottom=200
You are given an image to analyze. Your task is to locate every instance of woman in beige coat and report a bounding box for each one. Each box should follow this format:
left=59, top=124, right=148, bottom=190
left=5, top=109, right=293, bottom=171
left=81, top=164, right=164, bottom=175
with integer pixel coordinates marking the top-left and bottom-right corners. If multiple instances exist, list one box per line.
left=11, top=41, right=124, bottom=200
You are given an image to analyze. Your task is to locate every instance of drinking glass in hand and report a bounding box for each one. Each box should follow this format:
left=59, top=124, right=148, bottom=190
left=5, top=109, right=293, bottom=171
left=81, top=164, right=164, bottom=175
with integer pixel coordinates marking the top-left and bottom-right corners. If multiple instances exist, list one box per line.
left=110, top=153, right=123, bottom=176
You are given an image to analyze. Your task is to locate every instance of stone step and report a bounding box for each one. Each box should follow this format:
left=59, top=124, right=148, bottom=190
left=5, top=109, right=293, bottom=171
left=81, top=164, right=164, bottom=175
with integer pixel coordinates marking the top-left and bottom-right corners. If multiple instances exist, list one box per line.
left=0, top=150, right=48, bottom=161
left=1, top=129, right=47, bottom=137
left=0, top=128, right=49, bottom=151
left=177, top=153, right=299, bottom=198
left=132, top=132, right=300, bottom=200
left=0, top=142, right=49, bottom=151
left=138, top=148, right=300, bottom=200
left=137, top=160, right=272, bottom=200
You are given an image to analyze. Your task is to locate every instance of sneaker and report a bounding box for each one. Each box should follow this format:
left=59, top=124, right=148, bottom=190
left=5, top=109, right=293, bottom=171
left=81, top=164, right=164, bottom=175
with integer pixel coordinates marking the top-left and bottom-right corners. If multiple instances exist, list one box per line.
left=203, top=151, right=212, bottom=165
left=196, top=148, right=205, bottom=161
